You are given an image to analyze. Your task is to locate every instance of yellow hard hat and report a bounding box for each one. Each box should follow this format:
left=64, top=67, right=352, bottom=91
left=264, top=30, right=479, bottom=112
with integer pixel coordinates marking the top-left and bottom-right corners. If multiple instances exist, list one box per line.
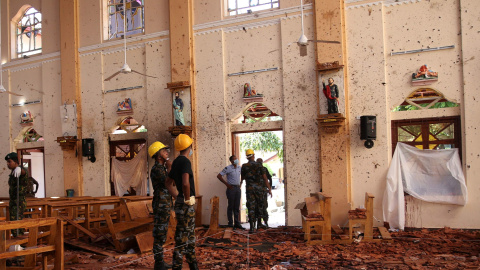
left=148, top=141, right=168, bottom=158
left=174, top=134, right=193, bottom=151
left=245, top=149, right=254, bottom=156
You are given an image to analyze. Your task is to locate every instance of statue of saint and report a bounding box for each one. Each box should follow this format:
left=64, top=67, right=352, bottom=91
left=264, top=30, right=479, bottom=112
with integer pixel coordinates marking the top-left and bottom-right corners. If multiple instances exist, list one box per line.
left=322, top=78, right=339, bottom=114
left=173, top=92, right=185, bottom=126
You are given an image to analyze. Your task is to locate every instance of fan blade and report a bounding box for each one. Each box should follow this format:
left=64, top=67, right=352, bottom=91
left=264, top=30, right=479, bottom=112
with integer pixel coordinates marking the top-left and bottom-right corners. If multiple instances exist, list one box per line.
left=5, top=90, right=23, bottom=96
left=131, top=70, right=157, bottom=79
left=299, top=45, right=308, bottom=57
left=104, top=71, right=122, bottom=81
left=309, top=40, right=341, bottom=44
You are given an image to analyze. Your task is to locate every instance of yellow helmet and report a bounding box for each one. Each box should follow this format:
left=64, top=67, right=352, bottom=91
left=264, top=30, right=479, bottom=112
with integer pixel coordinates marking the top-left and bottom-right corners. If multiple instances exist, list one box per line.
left=174, top=134, right=193, bottom=151
left=245, top=149, right=254, bottom=156
left=148, top=141, right=168, bottom=158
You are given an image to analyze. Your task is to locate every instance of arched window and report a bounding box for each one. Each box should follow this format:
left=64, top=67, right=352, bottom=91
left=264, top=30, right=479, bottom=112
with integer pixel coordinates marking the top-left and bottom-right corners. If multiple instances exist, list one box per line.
left=16, top=7, right=42, bottom=58
left=392, top=88, right=459, bottom=111
left=108, top=0, right=144, bottom=40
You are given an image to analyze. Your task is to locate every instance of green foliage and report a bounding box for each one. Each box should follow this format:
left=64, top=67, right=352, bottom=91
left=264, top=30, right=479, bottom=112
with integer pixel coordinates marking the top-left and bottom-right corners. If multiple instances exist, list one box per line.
left=240, top=131, right=283, bottom=162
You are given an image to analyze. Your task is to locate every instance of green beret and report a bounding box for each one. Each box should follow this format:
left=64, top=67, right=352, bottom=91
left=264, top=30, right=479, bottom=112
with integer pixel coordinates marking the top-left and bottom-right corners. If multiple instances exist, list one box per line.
left=5, top=152, right=18, bottom=161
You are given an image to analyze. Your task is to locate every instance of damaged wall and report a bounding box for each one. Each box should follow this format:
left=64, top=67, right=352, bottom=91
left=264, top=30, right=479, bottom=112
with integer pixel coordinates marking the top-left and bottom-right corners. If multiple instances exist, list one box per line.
left=1, top=0, right=479, bottom=229
left=346, top=0, right=480, bottom=228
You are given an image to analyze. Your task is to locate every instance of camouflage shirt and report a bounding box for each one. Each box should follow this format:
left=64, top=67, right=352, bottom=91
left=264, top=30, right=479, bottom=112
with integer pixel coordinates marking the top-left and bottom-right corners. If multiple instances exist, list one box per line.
left=8, top=167, right=28, bottom=199
left=151, top=162, right=168, bottom=193
left=241, top=160, right=267, bottom=186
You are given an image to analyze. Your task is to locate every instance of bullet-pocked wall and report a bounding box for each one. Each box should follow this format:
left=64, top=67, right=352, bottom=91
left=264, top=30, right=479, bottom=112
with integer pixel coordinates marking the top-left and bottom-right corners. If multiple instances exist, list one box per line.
left=2, top=0, right=479, bottom=229
left=346, top=0, right=480, bottom=228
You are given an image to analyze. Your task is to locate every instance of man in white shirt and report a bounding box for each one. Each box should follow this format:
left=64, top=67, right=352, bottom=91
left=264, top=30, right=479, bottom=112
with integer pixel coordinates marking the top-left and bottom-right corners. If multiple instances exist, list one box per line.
left=217, top=155, right=244, bottom=230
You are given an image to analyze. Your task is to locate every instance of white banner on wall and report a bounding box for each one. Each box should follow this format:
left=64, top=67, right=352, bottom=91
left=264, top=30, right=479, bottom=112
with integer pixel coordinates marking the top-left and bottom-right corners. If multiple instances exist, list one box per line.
left=383, top=143, right=467, bottom=230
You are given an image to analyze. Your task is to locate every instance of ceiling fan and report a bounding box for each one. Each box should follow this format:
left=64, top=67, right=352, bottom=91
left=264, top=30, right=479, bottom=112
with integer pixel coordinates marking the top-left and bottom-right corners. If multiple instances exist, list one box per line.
left=104, top=0, right=156, bottom=81
left=297, top=0, right=341, bottom=56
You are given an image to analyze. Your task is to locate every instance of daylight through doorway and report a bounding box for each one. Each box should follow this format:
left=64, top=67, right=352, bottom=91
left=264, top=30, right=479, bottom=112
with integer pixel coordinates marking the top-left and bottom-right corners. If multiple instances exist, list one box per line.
left=234, top=130, right=285, bottom=227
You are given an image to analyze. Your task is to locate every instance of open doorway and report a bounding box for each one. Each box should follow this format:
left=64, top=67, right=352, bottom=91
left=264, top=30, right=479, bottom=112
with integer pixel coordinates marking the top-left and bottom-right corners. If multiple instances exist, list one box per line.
left=233, top=130, right=285, bottom=227
left=18, top=148, right=46, bottom=198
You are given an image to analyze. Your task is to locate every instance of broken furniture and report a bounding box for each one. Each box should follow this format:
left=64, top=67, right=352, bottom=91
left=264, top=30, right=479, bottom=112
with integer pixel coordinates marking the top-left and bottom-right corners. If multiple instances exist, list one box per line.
left=348, top=193, right=374, bottom=241
left=205, top=196, right=220, bottom=237
left=0, top=217, right=64, bottom=269
left=296, top=192, right=332, bottom=244
left=102, top=199, right=154, bottom=252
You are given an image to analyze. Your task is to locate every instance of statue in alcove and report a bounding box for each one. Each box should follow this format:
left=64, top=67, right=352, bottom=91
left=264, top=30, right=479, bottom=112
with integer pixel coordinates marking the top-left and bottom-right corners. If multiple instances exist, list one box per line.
left=173, top=91, right=185, bottom=126
left=322, top=78, right=339, bottom=114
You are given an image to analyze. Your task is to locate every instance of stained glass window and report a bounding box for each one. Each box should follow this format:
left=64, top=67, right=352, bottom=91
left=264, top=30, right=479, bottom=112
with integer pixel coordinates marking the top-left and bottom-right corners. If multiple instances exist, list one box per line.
left=228, top=0, right=279, bottom=16
left=16, top=7, right=42, bottom=58
left=108, top=0, right=144, bottom=40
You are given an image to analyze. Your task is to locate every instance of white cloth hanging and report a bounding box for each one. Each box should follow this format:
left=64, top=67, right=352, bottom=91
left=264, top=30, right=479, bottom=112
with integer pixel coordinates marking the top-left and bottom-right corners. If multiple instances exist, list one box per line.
left=111, top=146, right=148, bottom=196
left=383, top=143, right=467, bottom=230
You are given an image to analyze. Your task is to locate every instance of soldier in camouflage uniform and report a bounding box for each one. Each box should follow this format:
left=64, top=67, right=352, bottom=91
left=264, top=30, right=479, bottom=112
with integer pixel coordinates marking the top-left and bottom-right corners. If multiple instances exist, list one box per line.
left=148, top=142, right=172, bottom=270
left=5, top=152, right=28, bottom=237
left=257, top=158, right=272, bottom=228
left=166, top=134, right=199, bottom=270
left=241, top=149, right=272, bottom=234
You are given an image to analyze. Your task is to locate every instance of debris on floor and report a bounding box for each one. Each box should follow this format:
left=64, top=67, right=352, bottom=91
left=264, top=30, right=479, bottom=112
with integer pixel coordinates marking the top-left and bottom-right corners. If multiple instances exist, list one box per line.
left=64, top=226, right=480, bottom=269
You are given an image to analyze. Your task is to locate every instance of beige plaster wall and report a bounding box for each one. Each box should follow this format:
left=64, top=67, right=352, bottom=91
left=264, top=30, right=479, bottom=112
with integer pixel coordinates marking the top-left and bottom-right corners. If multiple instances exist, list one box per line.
left=346, top=0, right=480, bottom=228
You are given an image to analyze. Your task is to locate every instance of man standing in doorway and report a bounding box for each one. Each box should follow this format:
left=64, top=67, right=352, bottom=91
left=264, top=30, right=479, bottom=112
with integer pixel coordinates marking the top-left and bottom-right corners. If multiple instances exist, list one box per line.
left=241, top=149, right=272, bottom=234
left=217, top=155, right=244, bottom=230
left=256, top=158, right=272, bottom=228
left=148, top=141, right=173, bottom=270
left=5, top=152, right=28, bottom=237
left=166, top=134, right=198, bottom=270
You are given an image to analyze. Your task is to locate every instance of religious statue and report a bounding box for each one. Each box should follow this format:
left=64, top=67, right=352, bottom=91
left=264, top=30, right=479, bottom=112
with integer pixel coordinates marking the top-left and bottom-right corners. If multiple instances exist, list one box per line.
left=412, top=64, right=438, bottom=80
left=20, top=111, right=33, bottom=124
left=244, top=83, right=262, bottom=97
left=117, top=98, right=133, bottom=112
left=322, top=78, right=339, bottom=114
left=173, top=92, right=185, bottom=126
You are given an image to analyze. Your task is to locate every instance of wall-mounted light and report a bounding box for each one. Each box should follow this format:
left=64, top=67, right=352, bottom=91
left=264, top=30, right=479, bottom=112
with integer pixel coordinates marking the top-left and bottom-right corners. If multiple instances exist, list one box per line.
left=12, top=100, right=42, bottom=107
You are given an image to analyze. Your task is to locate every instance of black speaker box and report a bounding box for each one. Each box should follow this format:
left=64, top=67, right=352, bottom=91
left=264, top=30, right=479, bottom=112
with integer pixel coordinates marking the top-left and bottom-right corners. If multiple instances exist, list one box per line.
left=82, top=138, right=95, bottom=156
left=360, top=116, right=376, bottom=140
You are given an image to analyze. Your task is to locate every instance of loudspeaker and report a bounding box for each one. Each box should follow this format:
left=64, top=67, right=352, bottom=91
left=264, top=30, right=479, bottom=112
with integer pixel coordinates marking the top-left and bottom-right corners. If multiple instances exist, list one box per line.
left=82, top=138, right=95, bottom=157
left=360, top=116, right=376, bottom=140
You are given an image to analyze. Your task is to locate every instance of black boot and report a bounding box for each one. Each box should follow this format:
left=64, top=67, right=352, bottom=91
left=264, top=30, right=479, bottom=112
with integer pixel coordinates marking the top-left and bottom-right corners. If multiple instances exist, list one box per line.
left=188, top=261, right=199, bottom=270
left=264, top=220, right=269, bottom=229
left=257, top=218, right=266, bottom=229
left=249, top=221, right=256, bottom=234
left=154, top=260, right=167, bottom=270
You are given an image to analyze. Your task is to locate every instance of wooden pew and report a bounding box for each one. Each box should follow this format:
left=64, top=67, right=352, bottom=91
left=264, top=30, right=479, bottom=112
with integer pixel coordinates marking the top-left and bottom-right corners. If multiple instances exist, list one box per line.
left=348, top=193, right=374, bottom=241
left=0, top=217, right=64, bottom=270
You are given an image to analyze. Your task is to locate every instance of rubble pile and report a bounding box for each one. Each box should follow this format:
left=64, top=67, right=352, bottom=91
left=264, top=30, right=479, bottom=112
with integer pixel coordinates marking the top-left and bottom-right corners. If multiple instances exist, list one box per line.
left=64, top=227, right=480, bottom=269
left=348, top=208, right=367, bottom=219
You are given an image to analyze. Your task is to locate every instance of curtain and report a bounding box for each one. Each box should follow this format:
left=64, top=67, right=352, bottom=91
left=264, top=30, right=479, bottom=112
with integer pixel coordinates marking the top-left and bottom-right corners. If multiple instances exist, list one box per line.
left=383, top=143, right=467, bottom=230
left=111, top=146, right=148, bottom=196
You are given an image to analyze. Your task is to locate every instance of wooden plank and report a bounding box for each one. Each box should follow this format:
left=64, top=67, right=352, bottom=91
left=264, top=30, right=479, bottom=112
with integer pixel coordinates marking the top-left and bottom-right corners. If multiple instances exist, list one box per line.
left=24, top=227, right=38, bottom=267
left=125, top=201, right=150, bottom=220
left=0, top=245, right=55, bottom=260
left=378, top=226, right=392, bottom=240
left=0, top=218, right=57, bottom=230
left=54, top=219, right=64, bottom=270
left=59, top=216, right=97, bottom=238
left=1, top=230, right=6, bottom=270
left=135, top=231, right=154, bottom=253
left=205, top=197, right=220, bottom=237
left=64, top=240, right=136, bottom=258
left=304, top=197, right=320, bottom=215
left=223, top=228, right=233, bottom=239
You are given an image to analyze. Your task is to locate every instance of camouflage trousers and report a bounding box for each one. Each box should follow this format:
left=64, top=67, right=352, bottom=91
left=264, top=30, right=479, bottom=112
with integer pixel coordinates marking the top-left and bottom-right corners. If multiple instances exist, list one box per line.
left=9, top=197, right=26, bottom=237
left=152, top=191, right=171, bottom=265
left=246, top=184, right=264, bottom=222
left=172, top=201, right=197, bottom=270
left=262, top=188, right=269, bottom=222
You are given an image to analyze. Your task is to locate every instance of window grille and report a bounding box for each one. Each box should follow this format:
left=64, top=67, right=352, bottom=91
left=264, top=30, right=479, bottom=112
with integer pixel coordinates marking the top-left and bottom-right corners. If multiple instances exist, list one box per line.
left=16, top=7, right=42, bottom=58
left=108, top=0, right=144, bottom=40
left=227, top=0, right=279, bottom=16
